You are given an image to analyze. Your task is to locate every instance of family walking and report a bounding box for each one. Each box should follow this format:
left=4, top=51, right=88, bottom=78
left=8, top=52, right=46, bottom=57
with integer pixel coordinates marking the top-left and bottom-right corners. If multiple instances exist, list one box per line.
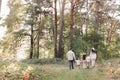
left=66, top=48, right=97, bottom=70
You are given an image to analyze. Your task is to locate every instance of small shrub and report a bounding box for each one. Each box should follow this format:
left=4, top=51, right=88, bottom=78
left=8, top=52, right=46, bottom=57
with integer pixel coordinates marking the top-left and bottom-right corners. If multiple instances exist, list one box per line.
left=21, top=58, right=65, bottom=64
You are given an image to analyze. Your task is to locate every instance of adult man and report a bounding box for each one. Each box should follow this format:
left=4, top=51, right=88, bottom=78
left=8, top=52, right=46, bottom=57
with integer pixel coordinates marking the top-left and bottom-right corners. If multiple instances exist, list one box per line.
left=66, top=49, right=76, bottom=70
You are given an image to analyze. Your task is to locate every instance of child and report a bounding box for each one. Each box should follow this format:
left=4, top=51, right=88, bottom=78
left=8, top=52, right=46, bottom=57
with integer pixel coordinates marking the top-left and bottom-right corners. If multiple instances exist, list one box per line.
left=75, top=58, right=81, bottom=69
left=82, top=52, right=87, bottom=68
left=86, top=55, right=90, bottom=68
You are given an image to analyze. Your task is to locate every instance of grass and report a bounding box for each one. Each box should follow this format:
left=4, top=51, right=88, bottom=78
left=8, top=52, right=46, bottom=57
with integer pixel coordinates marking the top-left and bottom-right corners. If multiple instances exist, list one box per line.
left=41, top=65, right=106, bottom=80
left=0, top=58, right=120, bottom=80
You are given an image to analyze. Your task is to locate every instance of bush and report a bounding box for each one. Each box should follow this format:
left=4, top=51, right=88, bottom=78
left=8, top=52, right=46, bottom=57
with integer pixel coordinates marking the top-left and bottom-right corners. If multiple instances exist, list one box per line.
left=21, top=58, right=65, bottom=64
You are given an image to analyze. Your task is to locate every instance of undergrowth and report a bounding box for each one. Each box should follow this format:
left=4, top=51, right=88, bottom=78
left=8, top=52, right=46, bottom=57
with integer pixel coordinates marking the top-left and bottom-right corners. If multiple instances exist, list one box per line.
left=0, top=58, right=120, bottom=80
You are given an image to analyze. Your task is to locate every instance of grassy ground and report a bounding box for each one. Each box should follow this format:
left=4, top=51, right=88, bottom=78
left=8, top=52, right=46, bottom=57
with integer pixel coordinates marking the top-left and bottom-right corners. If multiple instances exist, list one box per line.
left=38, top=65, right=106, bottom=80
left=0, top=58, right=120, bottom=80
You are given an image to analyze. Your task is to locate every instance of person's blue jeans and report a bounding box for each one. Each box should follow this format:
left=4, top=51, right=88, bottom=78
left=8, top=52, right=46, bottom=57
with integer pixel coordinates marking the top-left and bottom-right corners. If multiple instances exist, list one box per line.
left=68, top=60, right=74, bottom=70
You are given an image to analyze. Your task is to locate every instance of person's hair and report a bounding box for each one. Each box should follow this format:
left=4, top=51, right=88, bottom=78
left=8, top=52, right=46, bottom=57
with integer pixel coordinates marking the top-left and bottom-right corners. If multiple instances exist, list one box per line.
left=92, top=49, right=97, bottom=53
left=70, top=48, right=73, bottom=50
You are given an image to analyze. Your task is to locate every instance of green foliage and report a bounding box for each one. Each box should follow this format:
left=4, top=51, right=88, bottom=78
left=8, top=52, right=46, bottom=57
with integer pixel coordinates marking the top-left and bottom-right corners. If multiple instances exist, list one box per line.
left=21, top=58, right=64, bottom=64
left=82, top=32, right=104, bottom=48
left=72, top=38, right=87, bottom=57
left=13, top=29, right=29, bottom=38
left=0, top=0, right=27, bottom=55
left=25, top=19, right=35, bottom=25
left=1, top=0, right=120, bottom=61
left=4, top=0, right=25, bottom=29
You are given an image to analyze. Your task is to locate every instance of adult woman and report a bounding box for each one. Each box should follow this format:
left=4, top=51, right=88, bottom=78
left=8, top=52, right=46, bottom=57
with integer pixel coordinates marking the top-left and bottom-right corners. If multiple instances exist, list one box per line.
left=90, top=48, right=97, bottom=68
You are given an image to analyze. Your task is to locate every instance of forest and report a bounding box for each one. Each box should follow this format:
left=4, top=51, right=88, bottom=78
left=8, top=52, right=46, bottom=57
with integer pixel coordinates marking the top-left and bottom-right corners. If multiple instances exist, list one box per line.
left=0, top=0, right=120, bottom=80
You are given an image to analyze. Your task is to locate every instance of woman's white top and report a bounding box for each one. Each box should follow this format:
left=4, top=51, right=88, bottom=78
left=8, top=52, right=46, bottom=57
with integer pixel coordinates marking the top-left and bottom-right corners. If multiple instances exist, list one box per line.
left=90, top=52, right=97, bottom=60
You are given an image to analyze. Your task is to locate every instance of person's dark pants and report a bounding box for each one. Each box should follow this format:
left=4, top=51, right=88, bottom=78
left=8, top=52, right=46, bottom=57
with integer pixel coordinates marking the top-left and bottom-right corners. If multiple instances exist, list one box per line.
left=68, top=60, right=74, bottom=70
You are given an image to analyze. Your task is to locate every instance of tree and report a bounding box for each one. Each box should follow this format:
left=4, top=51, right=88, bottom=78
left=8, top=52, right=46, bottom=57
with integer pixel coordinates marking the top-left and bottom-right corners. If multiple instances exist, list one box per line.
left=0, top=0, right=2, bottom=13
left=57, top=0, right=66, bottom=58
left=1, top=0, right=120, bottom=60
left=69, top=0, right=75, bottom=49
left=3, top=0, right=25, bottom=54
left=53, top=0, right=58, bottom=58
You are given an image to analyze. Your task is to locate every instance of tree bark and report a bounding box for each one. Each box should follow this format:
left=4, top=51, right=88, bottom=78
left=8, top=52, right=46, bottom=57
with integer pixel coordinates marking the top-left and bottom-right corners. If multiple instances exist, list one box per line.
left=0, top=0, right=2, bottom=13
left=106, top=21, right=118, bottom=44
left=53, top=0, right=58, bottom=58
left=30, top=24, right=34, bottom=59
left=94, top=1, right=100, bottom=32
left=70, top=0, right=75, bottom=49
left=36, top=26, right=40, bottom=59
left=57, top=0, right=66, bottom=59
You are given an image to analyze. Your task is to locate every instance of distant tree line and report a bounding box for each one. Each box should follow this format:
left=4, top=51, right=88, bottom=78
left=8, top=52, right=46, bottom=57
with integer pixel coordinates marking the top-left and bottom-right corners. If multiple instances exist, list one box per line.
left=0, top=0, right=120, bottom=60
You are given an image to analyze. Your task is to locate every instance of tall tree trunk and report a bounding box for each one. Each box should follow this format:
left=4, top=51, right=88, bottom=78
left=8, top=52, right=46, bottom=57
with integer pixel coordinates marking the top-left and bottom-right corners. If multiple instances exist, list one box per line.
left=36, top=14, right=43, bottom=59
left=86, top=0, right=89, bottom=35
left=70, top=0, right=75, bottom=49
left=106, top=21, right=118, bottom=44
left=0, top=0, right=2, bottom=13
left=57, top=0, right=66, bottom=59
left=53, top=0, right=58, bottom=58
left=94, top=1, right=100, bottom=31
left=36, top=27, right=40, bottom=59
left=93, top=1, right=100, bottom=48
left=36, top=14, right=44, bottom=59
left=30, top=24, right=34, bottom=59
